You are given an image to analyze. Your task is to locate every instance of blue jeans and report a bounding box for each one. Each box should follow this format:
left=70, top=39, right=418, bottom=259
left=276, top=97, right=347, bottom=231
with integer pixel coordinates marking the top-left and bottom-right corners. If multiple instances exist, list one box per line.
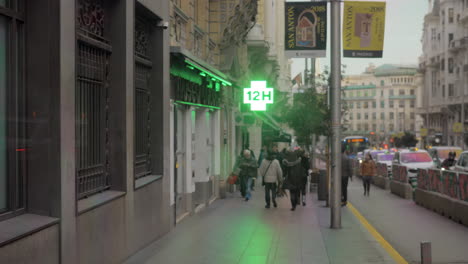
left=243, top=177, right=253, bottom=199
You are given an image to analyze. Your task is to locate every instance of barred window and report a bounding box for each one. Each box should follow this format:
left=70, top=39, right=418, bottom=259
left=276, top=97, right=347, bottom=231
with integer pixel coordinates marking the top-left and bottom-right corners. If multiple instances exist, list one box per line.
left=0, top=0, right=26, bottom=218
left=134, top=16, right=153, bottom=179
left=76, top=0, right=111, bottom=199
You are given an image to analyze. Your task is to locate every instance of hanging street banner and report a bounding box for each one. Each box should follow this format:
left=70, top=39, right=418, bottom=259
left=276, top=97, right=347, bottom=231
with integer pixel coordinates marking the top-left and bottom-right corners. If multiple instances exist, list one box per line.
left=285, top=1, right=327, bottom=58
left=343, top=1, right=386, bottom=58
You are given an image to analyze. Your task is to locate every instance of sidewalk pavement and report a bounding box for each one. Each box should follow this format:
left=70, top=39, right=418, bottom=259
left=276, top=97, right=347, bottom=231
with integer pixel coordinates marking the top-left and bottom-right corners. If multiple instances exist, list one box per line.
left=125, top=185, right=395, bottom=264
left=350, top=177, right=468, bottom=263
left=126, top=184, right=394, bottom=264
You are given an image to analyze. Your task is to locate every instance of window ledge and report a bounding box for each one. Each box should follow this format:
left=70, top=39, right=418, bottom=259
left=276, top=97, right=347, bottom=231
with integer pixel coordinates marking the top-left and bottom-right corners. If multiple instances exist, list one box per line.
left=0, top=214, right=59, bottom=247
left=78, top=190, right=126, bottom=215
left=135, top=174, right=162, bottom=190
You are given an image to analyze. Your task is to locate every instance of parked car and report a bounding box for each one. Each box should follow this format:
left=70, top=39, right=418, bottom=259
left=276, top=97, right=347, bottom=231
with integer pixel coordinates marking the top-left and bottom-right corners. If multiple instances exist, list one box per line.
left=392, top=148, right=436, bottom=186
left=454, top=151, right=468, bottom=172
left=376, top=152, right=395, bottom=177
left=370, top=150, right=387, bottom=160
left=428, top=146, right=462, bottom=168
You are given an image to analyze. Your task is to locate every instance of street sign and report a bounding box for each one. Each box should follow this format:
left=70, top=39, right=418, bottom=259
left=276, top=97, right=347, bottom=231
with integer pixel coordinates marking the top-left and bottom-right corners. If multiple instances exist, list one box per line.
left=420, top=128, right=428, bottom=137
left=453, top=122, right=463, bottom=133
left=342, top=1, right=386, bottom=58
left=243, top=81, right=274, bottom=111
left=285, top=2, right=327, bottom=58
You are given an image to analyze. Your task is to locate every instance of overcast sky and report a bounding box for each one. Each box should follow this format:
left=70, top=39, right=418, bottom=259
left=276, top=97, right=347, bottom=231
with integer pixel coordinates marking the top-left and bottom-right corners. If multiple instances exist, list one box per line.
left=290, top=0, right=428, bottom=77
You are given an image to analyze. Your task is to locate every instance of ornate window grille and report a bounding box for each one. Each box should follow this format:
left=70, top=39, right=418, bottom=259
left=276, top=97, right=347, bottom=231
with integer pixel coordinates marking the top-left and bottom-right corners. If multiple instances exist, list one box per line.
left=76, top=0, right=111, bottom=199
left=134, top=17, right=153, bottom=179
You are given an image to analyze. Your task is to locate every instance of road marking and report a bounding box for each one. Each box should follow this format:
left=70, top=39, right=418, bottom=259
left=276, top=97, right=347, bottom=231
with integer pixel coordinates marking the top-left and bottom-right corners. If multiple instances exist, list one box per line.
left=348, top=202, right=409, bottom=264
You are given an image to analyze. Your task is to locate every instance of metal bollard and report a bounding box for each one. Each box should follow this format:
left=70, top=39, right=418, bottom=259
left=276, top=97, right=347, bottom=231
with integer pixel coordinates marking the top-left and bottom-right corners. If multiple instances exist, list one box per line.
left=421, top=241, right=432, bottom=264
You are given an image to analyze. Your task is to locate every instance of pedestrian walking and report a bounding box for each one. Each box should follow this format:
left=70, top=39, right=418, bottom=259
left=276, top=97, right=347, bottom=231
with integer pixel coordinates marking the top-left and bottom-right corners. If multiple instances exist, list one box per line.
left=299, top=149, right=310, bottom=206
left=341, top=148, right=352, bottom=206
left=259, top=150, right=283, bottom=209
left=360, top=153, right=376, bottom=196
left=282, top=150, right=305, bottom=211
left=233, top=149, right=258, bottom=201
left=258, top=145, right=268, bottom=167
left=441, top=152, right=456, bottom=170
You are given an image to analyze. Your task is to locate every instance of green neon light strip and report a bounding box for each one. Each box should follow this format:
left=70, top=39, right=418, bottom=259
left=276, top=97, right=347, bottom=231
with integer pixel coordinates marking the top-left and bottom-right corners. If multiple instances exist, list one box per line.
left=174, top=101, right=221, bottom=109
left=184, top=59, right=232, bottom=86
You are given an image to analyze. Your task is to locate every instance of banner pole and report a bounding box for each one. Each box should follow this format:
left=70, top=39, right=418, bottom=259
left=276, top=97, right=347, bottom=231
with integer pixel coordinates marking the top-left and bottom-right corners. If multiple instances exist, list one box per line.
left=330, top=0, right=342, bottom=229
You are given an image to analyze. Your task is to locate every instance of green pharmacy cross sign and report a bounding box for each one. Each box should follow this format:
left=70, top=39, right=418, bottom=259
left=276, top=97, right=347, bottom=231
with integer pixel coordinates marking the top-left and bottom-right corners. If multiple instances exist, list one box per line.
left=243, top=81, right=274, bottom=111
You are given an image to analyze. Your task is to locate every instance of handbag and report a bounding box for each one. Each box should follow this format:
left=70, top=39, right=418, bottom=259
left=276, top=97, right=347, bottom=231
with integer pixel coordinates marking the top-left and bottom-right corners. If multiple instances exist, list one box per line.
left=261, top=160, right=273, bottom=186
left=227, top=173, right=238, bottom=185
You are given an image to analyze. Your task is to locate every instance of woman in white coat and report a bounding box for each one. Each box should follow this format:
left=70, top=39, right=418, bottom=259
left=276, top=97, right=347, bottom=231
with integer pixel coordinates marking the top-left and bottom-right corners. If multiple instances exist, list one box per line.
left=259, top=151, right=283, bottom=208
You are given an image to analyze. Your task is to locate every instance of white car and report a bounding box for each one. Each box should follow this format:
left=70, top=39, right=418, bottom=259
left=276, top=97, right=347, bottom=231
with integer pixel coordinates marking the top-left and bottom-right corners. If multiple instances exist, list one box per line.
left=392, top=149, right=436, bottom=183
left=455, top=151, right=468, bottom=172
left=376, top=152, right=395, bottom=176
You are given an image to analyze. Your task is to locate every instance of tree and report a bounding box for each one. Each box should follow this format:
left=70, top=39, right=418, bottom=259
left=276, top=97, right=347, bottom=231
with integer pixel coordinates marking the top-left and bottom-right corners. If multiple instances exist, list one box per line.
left=393, top=132, right=418, bottom=148
left=274, top=66, right=347, bottom=147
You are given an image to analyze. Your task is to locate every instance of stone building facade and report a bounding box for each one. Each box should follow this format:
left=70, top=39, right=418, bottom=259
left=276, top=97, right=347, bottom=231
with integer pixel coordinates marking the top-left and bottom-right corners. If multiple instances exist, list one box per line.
left=343, top=64, right=421, bottom=144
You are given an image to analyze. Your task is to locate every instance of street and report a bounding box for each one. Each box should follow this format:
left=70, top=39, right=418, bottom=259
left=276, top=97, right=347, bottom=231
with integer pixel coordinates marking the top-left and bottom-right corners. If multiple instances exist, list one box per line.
left=349, top=178, right=468, bottom=263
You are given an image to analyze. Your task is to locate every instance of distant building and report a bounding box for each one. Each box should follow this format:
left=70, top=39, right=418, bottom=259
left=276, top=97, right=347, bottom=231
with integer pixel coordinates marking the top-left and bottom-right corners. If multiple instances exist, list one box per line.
left=418, top=0, right=468, bottom=147
left=342, top=64, right=421, bottom=144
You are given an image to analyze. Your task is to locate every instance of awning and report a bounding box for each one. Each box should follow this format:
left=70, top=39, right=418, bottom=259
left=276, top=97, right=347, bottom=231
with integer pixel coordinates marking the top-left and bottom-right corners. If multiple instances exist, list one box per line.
left=254, top=112, right=281, bottom=131
left=170, top=46, right=232, bottom=87
left=254, top=112, right=292, bottom=143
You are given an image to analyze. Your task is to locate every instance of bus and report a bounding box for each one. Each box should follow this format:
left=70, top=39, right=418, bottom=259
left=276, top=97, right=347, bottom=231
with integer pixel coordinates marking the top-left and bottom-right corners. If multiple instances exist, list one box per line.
left=342, top=136, right=370, bottom=159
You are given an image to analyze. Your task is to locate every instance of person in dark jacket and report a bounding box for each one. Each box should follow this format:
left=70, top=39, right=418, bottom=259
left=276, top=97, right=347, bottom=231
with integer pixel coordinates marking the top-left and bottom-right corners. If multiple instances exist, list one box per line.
left=282, top=150, right=305, bottom=211
left=341, top=148, right=352, bottom=206
left=441, top=152, right=456, bottom=170
left=258, top=145, right=268, bottom=167
left=233, top=149, right=258, bottom=201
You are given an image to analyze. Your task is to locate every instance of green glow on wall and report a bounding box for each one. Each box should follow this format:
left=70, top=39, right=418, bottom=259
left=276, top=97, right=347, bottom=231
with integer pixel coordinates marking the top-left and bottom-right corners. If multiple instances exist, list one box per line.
left=243, top=81, right=274, bottom=111
left=175, top=101, right=221, bottom=110
left=184, top=59, right=232, bottom=86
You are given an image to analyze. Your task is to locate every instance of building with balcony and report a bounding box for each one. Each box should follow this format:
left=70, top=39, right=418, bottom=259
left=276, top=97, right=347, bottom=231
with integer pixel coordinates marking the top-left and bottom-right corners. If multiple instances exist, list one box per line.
left=343, top=64, right=421, bottom=145
left=419, top=0, right=468, bottom=147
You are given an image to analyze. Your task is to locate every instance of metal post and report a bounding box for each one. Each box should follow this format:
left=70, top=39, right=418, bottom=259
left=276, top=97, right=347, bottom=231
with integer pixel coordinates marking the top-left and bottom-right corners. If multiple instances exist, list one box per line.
left=330, top=0, right=342, bottom=229
left=462, top=72, right=465, bottom=149
left=311, top=134, right=316, bottom=170
left=420, top=241, right=432, bottom=264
